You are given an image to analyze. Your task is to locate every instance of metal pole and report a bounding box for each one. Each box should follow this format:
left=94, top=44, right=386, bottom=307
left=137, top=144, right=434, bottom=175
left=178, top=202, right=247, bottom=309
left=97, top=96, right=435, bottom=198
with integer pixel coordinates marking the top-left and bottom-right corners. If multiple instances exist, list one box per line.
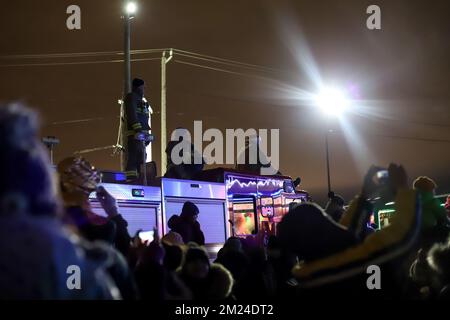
left=325, top=129, right=331, bottom=195
left=124, top=12, right=131, bottom=95
left=49, top=146, right=54, bottom=165
left=142, top=140, right=147, bottom=186
left=121, top=6, right=132, bottom=172
left=161, top=51, right=167, bottom=176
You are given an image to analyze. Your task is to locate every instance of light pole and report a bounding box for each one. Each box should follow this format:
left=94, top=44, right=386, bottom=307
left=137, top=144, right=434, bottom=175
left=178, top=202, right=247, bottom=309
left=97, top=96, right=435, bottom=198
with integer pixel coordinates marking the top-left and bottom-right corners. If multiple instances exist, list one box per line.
left=119, top=1, right=137, bottom=171
left=161, top=49, right=173, bottom=176
left=315, top=87, right=350, bottom=196
left=325, top=126, right=331, bottom=194
left=123, top=1, right=136, bottom=96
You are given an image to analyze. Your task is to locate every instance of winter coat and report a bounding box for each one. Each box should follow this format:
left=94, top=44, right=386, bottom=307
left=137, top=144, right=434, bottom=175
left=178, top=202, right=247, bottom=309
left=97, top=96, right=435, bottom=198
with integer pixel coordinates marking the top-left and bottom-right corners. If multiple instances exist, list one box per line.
left=168, top=215, right=205, bottom=246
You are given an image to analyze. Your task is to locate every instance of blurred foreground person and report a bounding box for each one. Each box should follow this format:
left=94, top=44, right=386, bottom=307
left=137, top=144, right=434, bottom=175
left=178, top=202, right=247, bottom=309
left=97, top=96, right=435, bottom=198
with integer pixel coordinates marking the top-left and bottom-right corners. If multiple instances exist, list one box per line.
left=134, top=231, right=192, bottom=300
left=413, top=176, right=450, bottom=247
left=445, top=196, right=450, bottom=218
left=57, top=157, right=137, bottom=299
left=426, top=237, right=450, bottom=299
left=215, top=237, right=249, bottom=283
left=179, top=246, right=234, bottom=300
left=0, top=103, right=119, bottom=299
left=57, top=157, right=131, bottom=256
left=280, top=164, right=421, bottom=298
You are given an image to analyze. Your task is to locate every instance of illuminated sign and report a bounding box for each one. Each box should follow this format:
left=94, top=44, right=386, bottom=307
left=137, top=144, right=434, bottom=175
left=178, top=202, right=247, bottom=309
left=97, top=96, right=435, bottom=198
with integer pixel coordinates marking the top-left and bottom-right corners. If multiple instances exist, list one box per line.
left=132, top=188, right=145, bottom=197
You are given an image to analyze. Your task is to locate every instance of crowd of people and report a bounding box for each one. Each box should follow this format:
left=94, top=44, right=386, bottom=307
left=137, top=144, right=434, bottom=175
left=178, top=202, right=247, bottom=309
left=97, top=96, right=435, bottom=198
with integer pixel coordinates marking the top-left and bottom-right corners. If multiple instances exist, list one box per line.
left=1, top=102, right=450, bottom=300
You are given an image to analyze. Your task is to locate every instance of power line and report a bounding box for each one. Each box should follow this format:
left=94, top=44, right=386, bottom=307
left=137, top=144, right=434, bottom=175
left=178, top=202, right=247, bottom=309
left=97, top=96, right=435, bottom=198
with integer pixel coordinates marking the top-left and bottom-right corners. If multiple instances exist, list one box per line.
left=0, top=47, right=289, bottom=76
left=173, top=49, right=288, bottom=75
left=364, top=132, right=450, bottom=144
left=0, top=57, right=160, bottom=68
left=2, top=47, right=449, bottom=132
left=174, top=59, right=275, bottom=81
left=0, top=49, right=167, bottom=60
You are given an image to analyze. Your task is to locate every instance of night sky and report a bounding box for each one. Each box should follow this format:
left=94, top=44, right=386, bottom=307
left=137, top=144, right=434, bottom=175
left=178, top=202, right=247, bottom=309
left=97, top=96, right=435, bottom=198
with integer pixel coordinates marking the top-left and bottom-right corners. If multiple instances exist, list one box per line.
left=1, top=0, right=449, bottom=205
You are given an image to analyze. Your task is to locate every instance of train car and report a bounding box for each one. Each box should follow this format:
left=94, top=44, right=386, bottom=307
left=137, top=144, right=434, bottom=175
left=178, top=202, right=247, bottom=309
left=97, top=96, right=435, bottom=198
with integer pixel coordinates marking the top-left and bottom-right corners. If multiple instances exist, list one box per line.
left=90, top=168, right=309, bottom=257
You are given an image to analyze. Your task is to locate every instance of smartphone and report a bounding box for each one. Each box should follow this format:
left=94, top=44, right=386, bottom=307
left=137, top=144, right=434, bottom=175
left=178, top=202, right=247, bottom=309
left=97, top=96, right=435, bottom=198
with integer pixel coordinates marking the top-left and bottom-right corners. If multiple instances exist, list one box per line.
left=138, top=230, right=154, bottom=243
left=376, top=170, right=389, bottom=180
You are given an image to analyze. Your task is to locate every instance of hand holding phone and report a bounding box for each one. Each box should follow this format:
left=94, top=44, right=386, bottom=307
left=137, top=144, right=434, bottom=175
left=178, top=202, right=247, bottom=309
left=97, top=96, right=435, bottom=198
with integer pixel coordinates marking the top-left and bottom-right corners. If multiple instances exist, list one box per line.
left=362, top=165, right=385, bottom=198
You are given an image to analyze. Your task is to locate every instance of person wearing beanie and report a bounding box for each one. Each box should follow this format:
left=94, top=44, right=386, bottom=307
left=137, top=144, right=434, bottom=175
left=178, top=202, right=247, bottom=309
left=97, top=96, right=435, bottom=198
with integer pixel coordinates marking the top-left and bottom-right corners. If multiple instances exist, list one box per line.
left=0, top=103, right=120, bottom=299
left=179, top=246, right=211, bottom=299
left=214, top=237, right=249, bottom=283
left=167, top=201, right=205, bottom=245
left=161, top=230, right=184, bottom=246
left=123, top=77, right=153, bottom=182
left=57, top=157, right=132, bottom=257
left=413, top=176, right=449, bottom=233
left=205, top=264, right=234, bottom=300
left=0, top=104, right=59, bottom=217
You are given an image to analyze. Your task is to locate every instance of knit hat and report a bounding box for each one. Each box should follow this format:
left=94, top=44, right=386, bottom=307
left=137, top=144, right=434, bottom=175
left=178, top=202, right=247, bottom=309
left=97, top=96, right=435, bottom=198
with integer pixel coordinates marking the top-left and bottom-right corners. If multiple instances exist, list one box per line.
left=0, top=103, right=59, bottom=217
left=180, top=201, right=199, bottom=218
left=57, top=157, right=101, bottom=206
left=184, top=247, right=210, bottom=266
left=413, top=176, right=437, bottom=192
left=161, top=231, right=184, bottom=246
left=132, top=78, right=145, bottom=88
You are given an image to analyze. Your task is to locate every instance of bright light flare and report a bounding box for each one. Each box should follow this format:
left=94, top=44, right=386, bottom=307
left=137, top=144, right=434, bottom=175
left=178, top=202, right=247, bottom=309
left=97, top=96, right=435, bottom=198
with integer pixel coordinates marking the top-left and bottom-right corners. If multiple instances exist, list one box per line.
left=315, top=87, right=351, bottom=116
left=125, top=2, right=137, bottom=14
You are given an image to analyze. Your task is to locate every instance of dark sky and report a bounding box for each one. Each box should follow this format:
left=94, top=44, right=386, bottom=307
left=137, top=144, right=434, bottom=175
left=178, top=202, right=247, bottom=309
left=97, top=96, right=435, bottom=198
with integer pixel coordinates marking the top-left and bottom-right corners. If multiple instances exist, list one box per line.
left=1, top=0, right=449, bottom=204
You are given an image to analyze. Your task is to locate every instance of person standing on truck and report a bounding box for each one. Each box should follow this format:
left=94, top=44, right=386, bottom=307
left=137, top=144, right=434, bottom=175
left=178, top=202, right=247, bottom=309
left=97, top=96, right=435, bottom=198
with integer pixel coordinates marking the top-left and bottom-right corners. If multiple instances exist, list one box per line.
left=236, top=135, right=281, bottom=175
left=124, top=78, right=153, bottom=182
left=165, top=130, right=205, bottom=180
left=167, top=201, right=205, bottom=246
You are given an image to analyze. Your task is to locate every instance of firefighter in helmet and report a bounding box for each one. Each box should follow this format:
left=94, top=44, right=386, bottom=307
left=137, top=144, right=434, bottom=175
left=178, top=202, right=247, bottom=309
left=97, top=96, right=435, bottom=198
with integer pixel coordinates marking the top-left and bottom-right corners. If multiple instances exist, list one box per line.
left=124, top=78, right=153, bottom=182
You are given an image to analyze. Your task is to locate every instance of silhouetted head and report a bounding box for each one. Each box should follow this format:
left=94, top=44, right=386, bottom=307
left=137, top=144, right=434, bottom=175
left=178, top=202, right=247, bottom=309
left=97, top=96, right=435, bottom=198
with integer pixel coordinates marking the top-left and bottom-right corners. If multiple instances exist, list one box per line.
left=163, top=243, right=183, bottom=271
left=132, top=78, right=145, bottom=96
left=57, top=156, right=101, bottom=207
left=182, top=247, right=210, bottom=279
left=427, top=237, right=450, bottom=289
left=223, top=237, right=243, bottom=252
left=180, top=201, right=199, bottom=223
left=206, top=264, right=234, bottom=299
left=0, top=103, right=60, bottom=217
left=413, top=176, right=437, bottom=194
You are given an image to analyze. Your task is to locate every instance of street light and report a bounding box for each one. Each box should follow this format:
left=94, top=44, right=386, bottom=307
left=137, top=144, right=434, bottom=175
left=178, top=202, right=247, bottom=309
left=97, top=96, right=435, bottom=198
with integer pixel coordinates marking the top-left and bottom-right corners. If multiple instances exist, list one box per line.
left=125, top=2, right=137, bottom=15
left=314, top=86, right=350, bottom=196
left=119, top=1, right=137, bottom=172
left=315, top=87, right=350, bottom=117
left=123, top=1, right=137, bottom=95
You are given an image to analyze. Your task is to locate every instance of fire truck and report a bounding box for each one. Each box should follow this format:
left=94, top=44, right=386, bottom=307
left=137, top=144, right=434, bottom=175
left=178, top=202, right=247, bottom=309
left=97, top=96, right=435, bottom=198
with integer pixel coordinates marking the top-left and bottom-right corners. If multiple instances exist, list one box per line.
left=89, top=168, right=309, bottom=257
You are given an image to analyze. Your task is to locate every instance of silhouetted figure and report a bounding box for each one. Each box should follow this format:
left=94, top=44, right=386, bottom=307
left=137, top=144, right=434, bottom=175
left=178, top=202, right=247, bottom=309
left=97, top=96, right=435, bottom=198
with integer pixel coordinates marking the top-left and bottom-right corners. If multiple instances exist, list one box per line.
left=0, top=103, right=118, bottom=299
left=165, top=131, right=204, bottom=180
left=168, top=202, right=205, bottom=245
